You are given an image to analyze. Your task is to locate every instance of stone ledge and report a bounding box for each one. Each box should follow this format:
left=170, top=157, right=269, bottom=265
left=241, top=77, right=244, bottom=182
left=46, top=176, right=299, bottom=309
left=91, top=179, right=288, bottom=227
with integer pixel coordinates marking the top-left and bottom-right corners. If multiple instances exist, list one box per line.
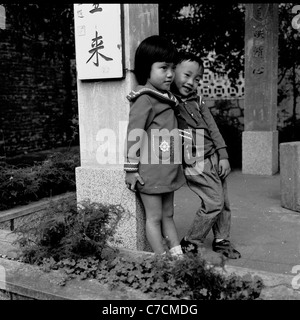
left=0, top=192, right=75, bottom=231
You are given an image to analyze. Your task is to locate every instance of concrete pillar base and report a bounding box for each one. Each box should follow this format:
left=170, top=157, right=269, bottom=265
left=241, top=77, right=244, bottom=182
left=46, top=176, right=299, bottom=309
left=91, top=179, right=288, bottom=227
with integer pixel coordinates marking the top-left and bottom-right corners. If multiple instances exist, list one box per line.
left=280, top=142, right=300, bottom=213
left=242, top=131, right=278, bottom=175
left=75, top=166, right=152, bottom=252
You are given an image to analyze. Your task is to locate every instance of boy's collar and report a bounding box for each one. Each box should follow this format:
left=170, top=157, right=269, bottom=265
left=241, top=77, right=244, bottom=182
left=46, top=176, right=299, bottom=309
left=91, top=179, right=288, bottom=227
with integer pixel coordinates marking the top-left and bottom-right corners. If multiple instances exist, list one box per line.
left=173, top=91, right=198, bottom=102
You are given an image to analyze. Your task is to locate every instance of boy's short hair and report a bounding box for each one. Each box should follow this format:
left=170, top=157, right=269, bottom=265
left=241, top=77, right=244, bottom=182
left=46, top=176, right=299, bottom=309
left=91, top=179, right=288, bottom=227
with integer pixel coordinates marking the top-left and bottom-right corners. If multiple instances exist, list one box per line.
left=177, top=51, right=204, bottom=75
left=134, top=35, right=178, bottom=85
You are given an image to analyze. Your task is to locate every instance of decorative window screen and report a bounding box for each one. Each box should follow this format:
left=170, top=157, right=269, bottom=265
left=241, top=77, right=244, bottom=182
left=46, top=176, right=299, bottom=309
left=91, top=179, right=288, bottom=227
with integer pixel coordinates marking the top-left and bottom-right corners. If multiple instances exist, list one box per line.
left=198, top=55, right=245, bottom=100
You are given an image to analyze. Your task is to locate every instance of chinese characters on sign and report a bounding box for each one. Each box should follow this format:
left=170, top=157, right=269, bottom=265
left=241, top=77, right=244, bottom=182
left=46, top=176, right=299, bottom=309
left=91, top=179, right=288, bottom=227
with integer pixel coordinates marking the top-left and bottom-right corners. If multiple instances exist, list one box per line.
left=74, top=4, right=124, bottom=80
left=251, top=4, right=269, bottom=77
left=86, top=31, right=113, bottom=66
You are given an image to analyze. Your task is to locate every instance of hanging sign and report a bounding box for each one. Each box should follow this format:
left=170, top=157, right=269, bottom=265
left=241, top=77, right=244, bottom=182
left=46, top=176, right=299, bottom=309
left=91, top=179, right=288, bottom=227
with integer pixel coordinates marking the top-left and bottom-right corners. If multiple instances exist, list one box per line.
left=74, top=4, right=124, bottom=80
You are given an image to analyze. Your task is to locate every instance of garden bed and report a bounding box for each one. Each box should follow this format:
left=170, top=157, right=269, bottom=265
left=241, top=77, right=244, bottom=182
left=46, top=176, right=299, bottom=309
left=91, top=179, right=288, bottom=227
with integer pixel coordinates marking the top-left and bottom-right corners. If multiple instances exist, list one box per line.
left=0, top=196, right=268, bottom=301
left=0, top=199, right=298, bottom=301
left=0, top=245, right=299, bottom=301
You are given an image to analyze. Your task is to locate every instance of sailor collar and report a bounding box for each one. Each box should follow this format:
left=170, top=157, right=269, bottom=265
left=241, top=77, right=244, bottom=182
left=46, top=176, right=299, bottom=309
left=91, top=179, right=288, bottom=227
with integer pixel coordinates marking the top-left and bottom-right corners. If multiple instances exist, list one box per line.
left=127, top=87, right=178, bottom=106
left=173, top=92, right=205, bottom=107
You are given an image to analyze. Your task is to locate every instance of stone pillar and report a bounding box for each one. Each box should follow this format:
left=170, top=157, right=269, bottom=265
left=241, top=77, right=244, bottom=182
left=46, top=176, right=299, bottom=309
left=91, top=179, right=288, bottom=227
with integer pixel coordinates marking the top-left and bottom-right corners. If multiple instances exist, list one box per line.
left=242, top=4, right=279, bottom=175
left=74, top=4, right=158, bottom=251
left=280, top=142, right=300, bottom=213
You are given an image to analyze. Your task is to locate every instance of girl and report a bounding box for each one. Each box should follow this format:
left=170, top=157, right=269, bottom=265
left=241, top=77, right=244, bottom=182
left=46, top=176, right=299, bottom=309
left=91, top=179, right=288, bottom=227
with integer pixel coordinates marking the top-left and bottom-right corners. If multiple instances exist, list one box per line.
left=124, top=35, right=185, bottom=256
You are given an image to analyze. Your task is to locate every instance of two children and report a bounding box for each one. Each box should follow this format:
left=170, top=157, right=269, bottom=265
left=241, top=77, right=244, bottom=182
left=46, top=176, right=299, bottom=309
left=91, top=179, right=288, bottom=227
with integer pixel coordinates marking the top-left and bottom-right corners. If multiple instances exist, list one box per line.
left=124, top=35, right=241, bottom=259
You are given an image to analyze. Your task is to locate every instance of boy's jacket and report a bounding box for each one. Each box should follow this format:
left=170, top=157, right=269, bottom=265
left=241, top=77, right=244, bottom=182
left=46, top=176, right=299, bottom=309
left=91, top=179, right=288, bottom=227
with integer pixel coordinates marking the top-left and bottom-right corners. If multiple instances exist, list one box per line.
left=173, top=92, right=228, bottom=162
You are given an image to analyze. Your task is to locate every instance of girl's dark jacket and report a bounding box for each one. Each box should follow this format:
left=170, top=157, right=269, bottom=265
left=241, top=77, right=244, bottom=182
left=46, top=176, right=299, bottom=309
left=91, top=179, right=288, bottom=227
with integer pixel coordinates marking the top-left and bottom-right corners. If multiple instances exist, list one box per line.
left=124, top=82, right=185, bottom=194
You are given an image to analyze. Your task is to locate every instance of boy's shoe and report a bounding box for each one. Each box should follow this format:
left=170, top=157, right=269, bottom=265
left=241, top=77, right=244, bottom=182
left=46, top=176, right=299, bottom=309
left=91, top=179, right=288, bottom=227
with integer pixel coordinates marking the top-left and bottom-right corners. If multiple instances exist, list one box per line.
left=180, top=237, right=198, bottom=254
left=212, top=239, right=241, bottom=259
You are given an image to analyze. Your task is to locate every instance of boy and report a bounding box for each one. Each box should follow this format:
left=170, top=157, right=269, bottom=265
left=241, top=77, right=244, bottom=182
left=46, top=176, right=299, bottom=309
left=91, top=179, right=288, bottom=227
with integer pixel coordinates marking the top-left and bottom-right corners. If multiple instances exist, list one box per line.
left=171, top=52, right=241, bottom=259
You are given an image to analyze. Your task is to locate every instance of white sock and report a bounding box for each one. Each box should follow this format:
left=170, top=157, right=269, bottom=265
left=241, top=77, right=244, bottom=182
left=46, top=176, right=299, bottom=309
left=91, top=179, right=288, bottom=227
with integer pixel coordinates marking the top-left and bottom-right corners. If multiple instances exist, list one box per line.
left=215, top=238, right=224, bottom=243
left=169, top=245, right=183, bottom=255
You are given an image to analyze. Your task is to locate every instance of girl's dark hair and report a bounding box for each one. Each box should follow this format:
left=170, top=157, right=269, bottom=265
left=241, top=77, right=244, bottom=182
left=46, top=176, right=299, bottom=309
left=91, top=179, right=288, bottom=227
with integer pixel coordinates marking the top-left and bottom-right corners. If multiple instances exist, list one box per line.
left=177, top=51, right=204, bottom=74
left=134, top=35, right=178, bottom=85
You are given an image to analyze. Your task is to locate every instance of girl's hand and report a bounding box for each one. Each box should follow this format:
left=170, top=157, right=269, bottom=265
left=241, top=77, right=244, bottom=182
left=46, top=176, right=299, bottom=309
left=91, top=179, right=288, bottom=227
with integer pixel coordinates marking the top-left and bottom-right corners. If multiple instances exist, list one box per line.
left=125, top=172, right=144, bottom=192
left=218, top=159, right=231, bottom=180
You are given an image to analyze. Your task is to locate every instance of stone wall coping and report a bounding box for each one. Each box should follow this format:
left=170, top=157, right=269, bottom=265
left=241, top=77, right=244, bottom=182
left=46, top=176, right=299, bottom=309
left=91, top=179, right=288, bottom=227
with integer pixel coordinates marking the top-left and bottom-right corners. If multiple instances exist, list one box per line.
left=280, top=141, right=300, bottom=146
left=0, top=192, right=75, bottom=223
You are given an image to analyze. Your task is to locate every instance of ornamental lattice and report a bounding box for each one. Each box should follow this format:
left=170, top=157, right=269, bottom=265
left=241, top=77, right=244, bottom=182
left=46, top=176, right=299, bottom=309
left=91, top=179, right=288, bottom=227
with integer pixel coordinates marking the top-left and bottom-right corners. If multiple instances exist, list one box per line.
left=198, top=55, right=245, bottom=100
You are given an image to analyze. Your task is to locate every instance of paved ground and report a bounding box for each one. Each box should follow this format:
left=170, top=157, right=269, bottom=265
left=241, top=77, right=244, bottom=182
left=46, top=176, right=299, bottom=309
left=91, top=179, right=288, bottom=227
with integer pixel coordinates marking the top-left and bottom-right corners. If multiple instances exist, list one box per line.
left=174, top=170, right=300, bottom=275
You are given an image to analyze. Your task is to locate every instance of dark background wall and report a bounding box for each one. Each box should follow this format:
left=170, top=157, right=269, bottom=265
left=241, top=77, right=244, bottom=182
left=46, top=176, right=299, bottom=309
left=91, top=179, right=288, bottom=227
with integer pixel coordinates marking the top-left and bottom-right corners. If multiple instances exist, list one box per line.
left=0, top=4, right=78, bottom=158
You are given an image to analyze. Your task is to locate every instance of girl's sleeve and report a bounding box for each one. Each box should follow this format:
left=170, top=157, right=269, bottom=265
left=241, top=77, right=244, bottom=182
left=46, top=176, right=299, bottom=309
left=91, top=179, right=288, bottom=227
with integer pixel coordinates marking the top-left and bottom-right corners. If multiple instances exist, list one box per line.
left=198, top=97, right=229, bottom=160
left=124, top=95, right=153, bottom=172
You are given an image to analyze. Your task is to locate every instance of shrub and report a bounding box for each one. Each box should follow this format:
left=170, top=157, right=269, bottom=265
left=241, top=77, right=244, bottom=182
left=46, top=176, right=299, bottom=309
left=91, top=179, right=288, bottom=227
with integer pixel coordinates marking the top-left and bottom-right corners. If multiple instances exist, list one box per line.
left=36, top=250, right=264, bottom=299
left=96, top=253, right=264, bottom=300
left=0, top=151, right=80, bottom=211
left=13, top=196, right=124, bottom=264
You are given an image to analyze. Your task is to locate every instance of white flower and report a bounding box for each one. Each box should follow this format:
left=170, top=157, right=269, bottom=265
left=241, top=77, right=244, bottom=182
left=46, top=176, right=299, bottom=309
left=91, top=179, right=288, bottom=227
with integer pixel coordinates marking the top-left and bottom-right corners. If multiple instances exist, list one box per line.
left=159, top=140, right=170, bottom=152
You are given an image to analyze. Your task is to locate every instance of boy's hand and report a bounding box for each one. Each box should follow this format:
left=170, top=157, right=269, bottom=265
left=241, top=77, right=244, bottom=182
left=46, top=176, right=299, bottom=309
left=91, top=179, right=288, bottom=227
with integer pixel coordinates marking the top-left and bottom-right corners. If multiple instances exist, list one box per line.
left=218, top=159, right=231, bottom=180
left=125, top=172, right=144, bottom=192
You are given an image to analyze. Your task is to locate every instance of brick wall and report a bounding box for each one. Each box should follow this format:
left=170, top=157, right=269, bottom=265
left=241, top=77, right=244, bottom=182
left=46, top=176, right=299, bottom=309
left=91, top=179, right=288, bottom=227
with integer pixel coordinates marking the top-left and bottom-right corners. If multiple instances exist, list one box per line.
left=0, top=18, right=78, bottom=158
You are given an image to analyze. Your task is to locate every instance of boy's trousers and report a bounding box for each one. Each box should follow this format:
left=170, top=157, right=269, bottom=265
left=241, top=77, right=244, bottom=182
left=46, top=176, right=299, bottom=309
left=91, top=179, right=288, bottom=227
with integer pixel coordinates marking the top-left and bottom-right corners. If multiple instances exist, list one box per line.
left=183, top=152, right=231, bottom=244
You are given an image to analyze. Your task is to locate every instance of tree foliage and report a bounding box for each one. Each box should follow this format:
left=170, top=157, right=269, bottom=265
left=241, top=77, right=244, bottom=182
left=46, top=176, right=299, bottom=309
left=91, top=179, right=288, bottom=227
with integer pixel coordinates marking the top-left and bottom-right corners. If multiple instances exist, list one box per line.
left=160, top=3, right=300, bottom=85
left=159, top=3, right=245, bottom=84
left=2, top=3, right=75, bottom=61
left=160, top=3, right=300, bottom=140
left=278, top=3, right=300, bottom=137
left=278, top=3, right=300, bottom=80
